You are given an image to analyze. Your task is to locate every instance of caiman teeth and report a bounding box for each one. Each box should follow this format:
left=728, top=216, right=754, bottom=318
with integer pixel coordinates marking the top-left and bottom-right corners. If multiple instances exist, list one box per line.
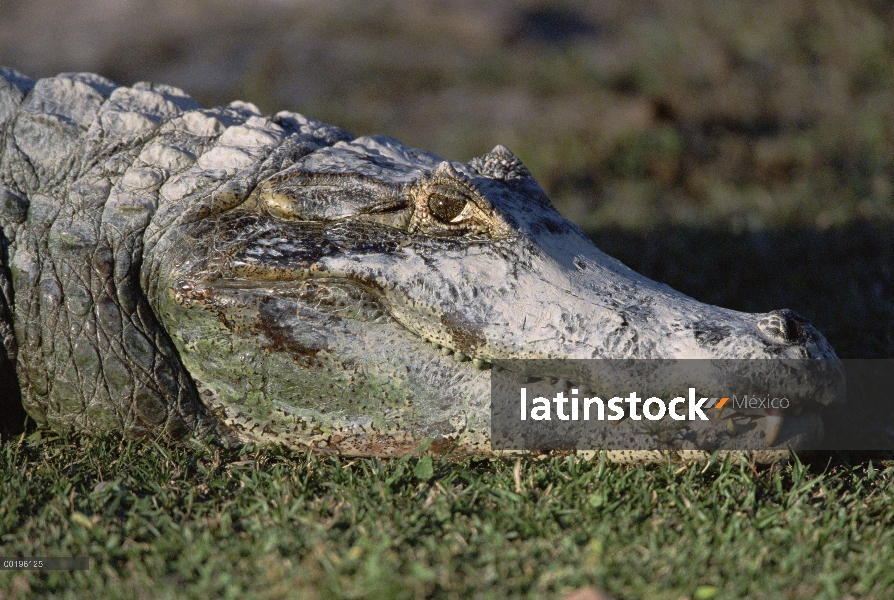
left=765, top=415, right=784, bottom=446
left=430, top=341, right=489, bottom=369
left=726, top=417, right=738, bottom=436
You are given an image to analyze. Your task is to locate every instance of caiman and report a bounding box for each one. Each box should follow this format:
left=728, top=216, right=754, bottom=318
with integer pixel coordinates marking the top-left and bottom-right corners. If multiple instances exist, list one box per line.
left=0, top=69, right=839, bottom=459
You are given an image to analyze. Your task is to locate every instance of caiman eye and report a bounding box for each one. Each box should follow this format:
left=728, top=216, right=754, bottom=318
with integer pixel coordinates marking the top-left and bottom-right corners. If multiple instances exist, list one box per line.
left=428, top=188, right=468, bottom=223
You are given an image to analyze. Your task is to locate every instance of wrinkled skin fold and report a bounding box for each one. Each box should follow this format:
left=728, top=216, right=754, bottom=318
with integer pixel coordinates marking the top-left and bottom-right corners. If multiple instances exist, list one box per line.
left=0, top=69, right=839, bottom=458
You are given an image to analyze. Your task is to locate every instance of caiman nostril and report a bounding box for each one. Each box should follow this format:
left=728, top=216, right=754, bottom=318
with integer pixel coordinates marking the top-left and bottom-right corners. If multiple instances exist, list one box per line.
left=757, top=309, right=808, bottom=344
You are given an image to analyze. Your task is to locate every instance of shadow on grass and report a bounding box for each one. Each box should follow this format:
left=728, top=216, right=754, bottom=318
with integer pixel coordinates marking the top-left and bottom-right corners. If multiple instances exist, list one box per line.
left=587, top=219, right=894, bottom=360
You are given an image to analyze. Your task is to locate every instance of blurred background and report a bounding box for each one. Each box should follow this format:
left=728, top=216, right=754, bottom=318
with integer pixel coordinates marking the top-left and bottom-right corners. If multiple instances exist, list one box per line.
left=1, top=0, right=893, bottom=358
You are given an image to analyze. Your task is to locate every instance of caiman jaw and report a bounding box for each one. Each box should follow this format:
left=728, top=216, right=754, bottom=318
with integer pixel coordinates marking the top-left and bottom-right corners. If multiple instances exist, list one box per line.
left=411, top=330, right=825, bottom=448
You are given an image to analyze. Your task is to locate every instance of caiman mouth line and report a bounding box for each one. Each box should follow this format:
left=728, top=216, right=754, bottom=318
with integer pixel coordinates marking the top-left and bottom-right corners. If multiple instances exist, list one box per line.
left=203, top=262, right=828, bottom=448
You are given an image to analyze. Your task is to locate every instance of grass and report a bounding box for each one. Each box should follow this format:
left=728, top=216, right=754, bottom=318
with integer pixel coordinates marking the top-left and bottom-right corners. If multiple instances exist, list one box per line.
left=0, top=433, right=892, bottom=600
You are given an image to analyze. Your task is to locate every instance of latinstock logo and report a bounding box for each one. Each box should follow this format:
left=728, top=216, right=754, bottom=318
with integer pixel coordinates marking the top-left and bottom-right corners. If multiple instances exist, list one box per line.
left=489, top=358, right=868, bottom=452
left=517, top=388, right=787, bottom=422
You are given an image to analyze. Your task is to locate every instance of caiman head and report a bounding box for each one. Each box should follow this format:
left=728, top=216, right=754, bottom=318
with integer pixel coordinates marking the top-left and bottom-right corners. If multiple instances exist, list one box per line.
left=148, top=135, right=838, bottom=455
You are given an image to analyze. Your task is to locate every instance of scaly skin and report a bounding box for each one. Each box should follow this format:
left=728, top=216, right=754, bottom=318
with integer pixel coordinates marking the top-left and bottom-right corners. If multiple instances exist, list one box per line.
left=0, top=69, right=838, bottom=457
